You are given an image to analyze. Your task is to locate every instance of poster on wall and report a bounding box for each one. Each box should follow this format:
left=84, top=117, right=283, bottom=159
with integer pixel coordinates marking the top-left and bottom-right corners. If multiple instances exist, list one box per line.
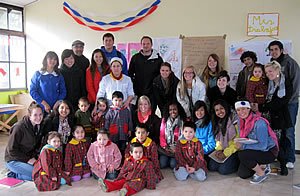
left=247, top=13, right=279, bottom=36
left=228, top=40, right=292, bottom=88
left=117, top=43, right=141, bottom=68
left=0, top=63, right=9, bottom=89
left=153, top=37, right=182, bottom=78
left=10, top=63, right=26, bottom=89
left=181, top=36, right=225, bottom=75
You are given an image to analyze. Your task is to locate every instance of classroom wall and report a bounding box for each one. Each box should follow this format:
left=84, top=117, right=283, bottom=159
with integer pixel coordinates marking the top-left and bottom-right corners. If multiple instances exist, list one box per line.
left=24, top=0, right=300, bottom=149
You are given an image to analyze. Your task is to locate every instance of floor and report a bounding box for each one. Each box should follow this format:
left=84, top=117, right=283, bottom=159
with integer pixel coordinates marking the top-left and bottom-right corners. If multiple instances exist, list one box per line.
left=0, top=132, right=299, bottom=196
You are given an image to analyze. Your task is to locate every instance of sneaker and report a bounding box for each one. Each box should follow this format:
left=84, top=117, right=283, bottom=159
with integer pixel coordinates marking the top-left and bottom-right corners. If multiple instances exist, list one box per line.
left=280, top=165, right=288, bottom=176
left=250, top=174, right=267, bottom=184
left=98, top=178, right=107, bottom=192
left=6, top=171, right=16, bottom=178
left=264, top=164, right=271, bottom=175
left=119, top=188, right=128, bottom=196
left=286, top=162, right=294, bottom=169
left=293, top=184, right=300, bottom=189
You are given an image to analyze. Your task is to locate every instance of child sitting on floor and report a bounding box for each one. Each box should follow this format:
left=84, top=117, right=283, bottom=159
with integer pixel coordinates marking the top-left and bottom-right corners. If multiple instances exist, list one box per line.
left=87, top=129, right=122, bottom=180
left=125, top=124, right=163, bottom=182
left=174, top=121, right=207, bottom=182
left=98, top=142, right=157, bottom=196
left=32, top=132, right=71, bottom=191
left=64, top=125, right=91, bottom=181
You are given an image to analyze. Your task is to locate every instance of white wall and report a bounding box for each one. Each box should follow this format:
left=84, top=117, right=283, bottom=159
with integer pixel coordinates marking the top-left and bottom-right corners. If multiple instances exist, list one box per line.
left=24, top=0, right=300, bottom=149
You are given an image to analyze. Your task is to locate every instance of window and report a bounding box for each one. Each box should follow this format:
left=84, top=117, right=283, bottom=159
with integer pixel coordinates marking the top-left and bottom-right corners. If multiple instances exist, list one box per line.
left=0, top=3, right=26, bottom=90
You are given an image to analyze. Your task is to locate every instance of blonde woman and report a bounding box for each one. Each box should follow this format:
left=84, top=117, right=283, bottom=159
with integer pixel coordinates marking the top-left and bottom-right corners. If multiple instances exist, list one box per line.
left=132, top=95, right=161, bottom=145
left=176, top=65, right=206, bottom=118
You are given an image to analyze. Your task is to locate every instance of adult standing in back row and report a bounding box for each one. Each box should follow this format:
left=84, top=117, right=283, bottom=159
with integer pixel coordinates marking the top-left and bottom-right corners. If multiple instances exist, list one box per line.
left=129, top=36, right=164, bottom=111
left=268, top=40, right=300, bottom=169
left=100, top=33, right=128, bottom=75
left=72, top=40, right=89, bottom=97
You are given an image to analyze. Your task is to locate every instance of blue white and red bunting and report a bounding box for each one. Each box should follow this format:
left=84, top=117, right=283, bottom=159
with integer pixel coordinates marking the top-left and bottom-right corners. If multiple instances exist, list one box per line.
left=63, top=0, right=161, bottom=31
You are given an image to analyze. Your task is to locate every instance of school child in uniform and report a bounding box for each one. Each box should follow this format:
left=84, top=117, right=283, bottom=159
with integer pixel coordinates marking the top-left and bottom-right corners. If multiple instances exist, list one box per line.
left=159, top=101, right=185, bottom=169
left=32, top=132, right=71, bottom=191
left=87, top=129, right=122, bottom=180
left=91, top=97, right=108, bottom=141
left=193, top=100, right=216, bottom=161
left=174, top=121, right=207, bottom=182
left=64, top=125, right=91, bottom=182
left=125, top=124, right=163, bottom=182
left=75, top=97, right=93, bottom=140
left=105, top=91, right=132, bottom=154
left=98, top=142, right=157, bottom=196
left=245, top=64, right=268, bottom=110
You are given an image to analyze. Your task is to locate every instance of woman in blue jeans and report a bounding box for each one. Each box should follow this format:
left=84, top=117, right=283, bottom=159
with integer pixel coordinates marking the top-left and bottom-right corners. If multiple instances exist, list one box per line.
left=208, top=99, right=239, bottom=175
left=5, top=102, right=50, bottom=180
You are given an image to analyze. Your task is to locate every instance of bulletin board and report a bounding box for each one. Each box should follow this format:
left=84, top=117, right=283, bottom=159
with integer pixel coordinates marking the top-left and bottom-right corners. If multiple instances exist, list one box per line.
left=181, top=36, right=225, bottom=75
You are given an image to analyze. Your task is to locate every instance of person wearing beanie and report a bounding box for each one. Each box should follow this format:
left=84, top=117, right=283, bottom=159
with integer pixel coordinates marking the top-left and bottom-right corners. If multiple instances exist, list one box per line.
left=96, top=57, right=134, bottom=108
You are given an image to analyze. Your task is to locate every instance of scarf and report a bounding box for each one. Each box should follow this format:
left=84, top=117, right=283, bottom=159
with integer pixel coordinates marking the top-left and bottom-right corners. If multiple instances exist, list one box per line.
left=165, top=116, right=182, bottom=145
left=239, top=112, right=278, bottom=148
left=41, top=144, right=59, bottom=152
left=195, top=119, right=204, bottom=128
left=267, top=74, right=286, bottom=100
left=58, top=117, right=71, bottom=144
left=161, top=77, right=170, bottom=94
left=137, top=110, right=152, bottom=123
left=110, top=72, right=123, bottom=80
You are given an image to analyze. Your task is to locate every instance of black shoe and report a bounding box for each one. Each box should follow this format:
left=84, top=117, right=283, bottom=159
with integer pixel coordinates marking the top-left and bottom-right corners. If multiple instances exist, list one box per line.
left=6, top=171, right=17, bottom=178
left=280, top=166, right=288, bottom=176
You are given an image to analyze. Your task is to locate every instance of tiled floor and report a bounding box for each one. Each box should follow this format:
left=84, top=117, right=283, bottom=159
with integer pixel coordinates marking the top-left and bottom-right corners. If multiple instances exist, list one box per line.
left=0, top=132, right=299, bottom=196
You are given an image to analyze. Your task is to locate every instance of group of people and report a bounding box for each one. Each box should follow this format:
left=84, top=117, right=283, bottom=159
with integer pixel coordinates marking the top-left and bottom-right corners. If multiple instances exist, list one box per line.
left=4, top=35, right=300, bottom=195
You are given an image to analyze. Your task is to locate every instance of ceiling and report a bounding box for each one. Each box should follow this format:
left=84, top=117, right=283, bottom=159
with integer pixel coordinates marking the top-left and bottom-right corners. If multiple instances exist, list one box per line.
left=1, top=0, right=39, bottom=7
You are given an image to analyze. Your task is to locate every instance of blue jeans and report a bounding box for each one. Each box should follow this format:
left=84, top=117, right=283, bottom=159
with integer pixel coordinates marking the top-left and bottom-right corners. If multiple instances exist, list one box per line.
left=208, top=153, right=239, bottom=175
left=174, top=167, right=206, bottom=181
left=286, top=102, right=298, bottom=163
left=92, top=170, right=118, bottom=180
left=159, top=155, right=176, bottom=169
left=6, top=161, right=33, bottom=181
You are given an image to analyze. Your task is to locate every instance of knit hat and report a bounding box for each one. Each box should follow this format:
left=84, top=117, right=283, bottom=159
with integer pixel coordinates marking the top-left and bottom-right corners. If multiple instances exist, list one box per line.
left=72, top=40, right=84, bottom=47
left=235, top=101, right=251, bottom=110
left=110, top=57, right=123, bottom=65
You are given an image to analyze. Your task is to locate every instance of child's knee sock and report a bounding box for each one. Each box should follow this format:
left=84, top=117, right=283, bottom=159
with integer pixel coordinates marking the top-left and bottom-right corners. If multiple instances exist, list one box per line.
left=71, top=175, right=82, bottom=182
left=82, top=172, right=91, bottom=178
left=60, top=178, right=66, bottom=185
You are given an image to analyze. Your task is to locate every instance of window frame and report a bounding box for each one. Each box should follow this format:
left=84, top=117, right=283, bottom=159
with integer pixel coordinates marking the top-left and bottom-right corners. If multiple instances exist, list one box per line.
left=0, top=3, right=26, bottom=91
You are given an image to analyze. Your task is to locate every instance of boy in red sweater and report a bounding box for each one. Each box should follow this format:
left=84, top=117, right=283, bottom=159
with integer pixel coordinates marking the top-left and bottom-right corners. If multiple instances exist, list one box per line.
left=98, top=142, right=156, bottom=195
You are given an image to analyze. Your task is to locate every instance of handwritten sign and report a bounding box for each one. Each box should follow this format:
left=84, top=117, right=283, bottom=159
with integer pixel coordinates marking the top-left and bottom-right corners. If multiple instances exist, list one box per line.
left=182, top=36, right=225, bottom=74
left=247, top=13, right=279, bottom=36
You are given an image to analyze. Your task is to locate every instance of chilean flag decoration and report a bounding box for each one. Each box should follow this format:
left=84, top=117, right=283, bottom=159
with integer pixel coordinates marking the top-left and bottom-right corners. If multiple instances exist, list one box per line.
left=63, top=0, right=161, bottom=31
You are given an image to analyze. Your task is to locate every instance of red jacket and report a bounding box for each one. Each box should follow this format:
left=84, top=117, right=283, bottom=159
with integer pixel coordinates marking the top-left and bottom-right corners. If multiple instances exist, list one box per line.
left=32, top=145, right=71, bottom=191
left=125, top=137, right=163, bottom=182
left=175, top=137, right=207, bottom=172
left=86, top=66, right=109, bottom=104
left=64, top=138, right=90, bottom=176
left=117, top=156, right=156, bottom=192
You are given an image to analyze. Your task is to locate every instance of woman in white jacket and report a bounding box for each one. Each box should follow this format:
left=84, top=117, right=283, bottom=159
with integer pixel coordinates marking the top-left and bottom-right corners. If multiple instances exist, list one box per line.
left=176, top=65, right=206, bottom=118
left=96, top=57, right=134, bottom=108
